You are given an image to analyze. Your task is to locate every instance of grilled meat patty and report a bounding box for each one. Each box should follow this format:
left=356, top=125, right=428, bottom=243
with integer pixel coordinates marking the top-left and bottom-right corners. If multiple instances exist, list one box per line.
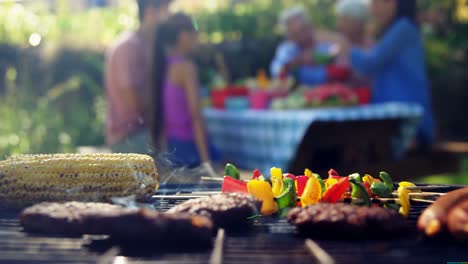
left=287, top=203, right=407, bottom=238
left=20, top=202, right=213, bottom=247
left=167, top=192, right=261, bottom=229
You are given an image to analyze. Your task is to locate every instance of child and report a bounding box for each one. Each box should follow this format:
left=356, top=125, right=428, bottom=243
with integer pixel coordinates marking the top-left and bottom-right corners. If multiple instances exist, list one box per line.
left=346, top=0, right=435, bottom=148
left=152, top=13, right=219, bottom=169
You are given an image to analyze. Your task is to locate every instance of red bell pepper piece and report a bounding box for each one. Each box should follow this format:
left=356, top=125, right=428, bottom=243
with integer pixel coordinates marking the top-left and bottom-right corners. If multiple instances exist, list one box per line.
left=327, top=169, right=344, bottom=180
left=252, top=169, right=262, bottom=180
left=284, top=173, right=296, bottom=181
left=363, top=181, right=373, bottom=197
left=222, top=176, right=248, bottom=193
left=295, top=176, right=309, bottom=197
left=322, top=177, right=350, bottom=203
left=328, top=169, right=340, bottom=178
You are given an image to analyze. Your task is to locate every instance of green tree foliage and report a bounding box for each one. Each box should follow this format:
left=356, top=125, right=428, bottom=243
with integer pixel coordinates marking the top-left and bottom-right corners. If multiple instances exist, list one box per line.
left=0, top=0, right=467, bottom=157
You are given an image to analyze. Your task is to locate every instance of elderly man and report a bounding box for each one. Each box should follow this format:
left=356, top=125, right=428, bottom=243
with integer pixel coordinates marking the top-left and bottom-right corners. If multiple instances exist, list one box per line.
left=270, top=6, right=337, bottom=86
left=105, top=0, right=172, bottom=154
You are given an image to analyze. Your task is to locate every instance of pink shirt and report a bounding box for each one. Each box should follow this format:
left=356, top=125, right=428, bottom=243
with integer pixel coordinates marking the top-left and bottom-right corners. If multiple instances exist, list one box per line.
left=105, top=32, right=150, bottom=145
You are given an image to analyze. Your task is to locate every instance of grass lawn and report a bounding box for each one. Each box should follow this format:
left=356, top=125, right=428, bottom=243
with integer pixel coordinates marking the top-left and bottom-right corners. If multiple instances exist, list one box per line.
left=416, top=156, right=468, bottom=185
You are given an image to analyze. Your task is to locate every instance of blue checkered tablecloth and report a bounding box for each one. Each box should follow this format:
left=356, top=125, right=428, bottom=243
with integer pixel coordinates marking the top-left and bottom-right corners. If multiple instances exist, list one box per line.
left=203, top=102, right=423, bottom=172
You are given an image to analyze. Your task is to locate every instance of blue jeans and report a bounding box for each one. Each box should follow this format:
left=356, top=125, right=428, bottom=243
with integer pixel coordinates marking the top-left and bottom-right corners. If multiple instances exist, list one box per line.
left=166, top=138, right=221, bottom=168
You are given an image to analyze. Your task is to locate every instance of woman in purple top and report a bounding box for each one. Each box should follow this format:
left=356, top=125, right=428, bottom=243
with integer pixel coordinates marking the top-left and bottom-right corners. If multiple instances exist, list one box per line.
left=152, top=13, right=219, bottom=168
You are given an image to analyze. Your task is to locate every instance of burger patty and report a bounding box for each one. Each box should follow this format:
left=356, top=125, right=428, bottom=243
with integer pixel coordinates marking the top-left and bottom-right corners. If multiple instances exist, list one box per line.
left=20, top=202, right=213, bottom=247
left=167, top=192, right=261, bottom=229
left=287, top=203, right=408, bottom=238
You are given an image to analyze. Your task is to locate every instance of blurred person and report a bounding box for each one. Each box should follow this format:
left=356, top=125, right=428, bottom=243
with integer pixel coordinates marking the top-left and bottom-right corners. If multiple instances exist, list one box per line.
left=270, top=6, right=339, bottom=86
left=336, top=0, right=372, bottom=50
left=152, top=13, right=220, bottom=170
left=341, top=0, right=435, bottom=148
left=105, top=0, right=172, bottom=153
left=335, top=0, right=372, bottom=88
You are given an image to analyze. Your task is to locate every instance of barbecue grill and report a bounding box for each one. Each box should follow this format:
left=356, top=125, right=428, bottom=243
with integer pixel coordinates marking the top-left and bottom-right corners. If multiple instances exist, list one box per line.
left=1, top=184, right=467, bottom=264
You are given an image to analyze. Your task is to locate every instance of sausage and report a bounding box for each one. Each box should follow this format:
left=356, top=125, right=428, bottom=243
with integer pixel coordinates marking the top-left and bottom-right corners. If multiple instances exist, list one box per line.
left=447, top=200, right=468, bottom=243
left=417, top=187, right=468, bottom=237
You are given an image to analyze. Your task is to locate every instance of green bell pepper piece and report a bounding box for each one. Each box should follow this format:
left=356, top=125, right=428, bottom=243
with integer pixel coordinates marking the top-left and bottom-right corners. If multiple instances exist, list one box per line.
left=225, top=163, right=240, bottom=180
left=371, top=182, right=392, bottom=198
left=349, top=178, right=371, bottom=207
left=379, top=171, right=393, bottom=191
left=276, top=178, right=297, bottom=210
left=314, top=174, right=326, bottom=195
left=348, top=173, right=362, bottom=182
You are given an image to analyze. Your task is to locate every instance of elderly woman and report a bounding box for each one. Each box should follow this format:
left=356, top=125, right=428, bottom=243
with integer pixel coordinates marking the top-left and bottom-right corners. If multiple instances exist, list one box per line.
left=334, top=0, right=372, bottom=87
left=336, top=0, right=372, bottom=49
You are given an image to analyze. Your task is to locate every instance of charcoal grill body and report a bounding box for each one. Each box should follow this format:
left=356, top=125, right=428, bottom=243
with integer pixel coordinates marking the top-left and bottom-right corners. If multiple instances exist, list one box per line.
left=0, top=184, right=467, bottom=264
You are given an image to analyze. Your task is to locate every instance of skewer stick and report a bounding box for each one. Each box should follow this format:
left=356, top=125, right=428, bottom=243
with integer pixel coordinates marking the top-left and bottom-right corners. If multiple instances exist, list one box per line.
left=152, top=195, right=206, bottom=199
left=210, top=229, right=225, bottom=264
left=190, top=191, right=222, bottom=195
left=391, top=192, right=444, bottom=197
left=201, top=177, right=224, bottom=182
left=373, top=198, right=435, bottom=204
left=408, top=198, right=436, bottom=204
left=409, top=192, right=444, bottom=196
left=406, top=186, right=455, bottom=191
left=305, top=239, right=335, bottom=264
left=201, top=176, right=249, bottom=183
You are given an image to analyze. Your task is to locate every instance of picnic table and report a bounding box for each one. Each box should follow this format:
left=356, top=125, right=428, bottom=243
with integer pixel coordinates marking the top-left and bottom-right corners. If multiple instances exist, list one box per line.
left=204, top=102, right=423, bottom=174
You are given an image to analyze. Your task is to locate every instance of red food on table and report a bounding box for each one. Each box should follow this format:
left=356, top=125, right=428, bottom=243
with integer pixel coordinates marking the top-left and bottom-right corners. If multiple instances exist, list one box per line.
left=326, top=64, right=352, bottom=82
left=211, top=89, right=228, bottom=109
left=226, top=86, right=249, bottom=97
left=211, top=86, right=248, bottom=110
left=304, top=84, right=358, bottom=106
left=250, top=90, right=270, bottom=110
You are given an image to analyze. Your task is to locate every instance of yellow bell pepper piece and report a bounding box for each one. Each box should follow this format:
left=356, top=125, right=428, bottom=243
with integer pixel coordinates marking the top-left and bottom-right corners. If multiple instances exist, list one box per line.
left=325, top=178, right=338, bottom=189
left=363, top=174, right=375, bottom=186
left=304, top=168, right=313, bottom=178
left=271, top=176, right=283, bottom=197
left=247, top=179, right=278, bottom=216
left=397, top=185, right=410, bottom=218
left=301, top=176, right=322, bottom=207
left=399, top=181, right=420, bottom=193
left=271, top=167, right=283, bottom=181
left=270, top=167, right=283, bottom=197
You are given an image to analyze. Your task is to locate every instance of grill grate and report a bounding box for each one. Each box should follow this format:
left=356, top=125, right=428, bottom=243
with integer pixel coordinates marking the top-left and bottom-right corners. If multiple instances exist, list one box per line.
left=0, top=210, right=97, bottom=264
left=1, top=185, right=468, bottom=264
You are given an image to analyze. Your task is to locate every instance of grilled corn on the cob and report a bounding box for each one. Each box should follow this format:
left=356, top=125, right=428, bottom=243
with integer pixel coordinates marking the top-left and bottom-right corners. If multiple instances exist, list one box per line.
left=0, top=153, right=159, bottom=207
